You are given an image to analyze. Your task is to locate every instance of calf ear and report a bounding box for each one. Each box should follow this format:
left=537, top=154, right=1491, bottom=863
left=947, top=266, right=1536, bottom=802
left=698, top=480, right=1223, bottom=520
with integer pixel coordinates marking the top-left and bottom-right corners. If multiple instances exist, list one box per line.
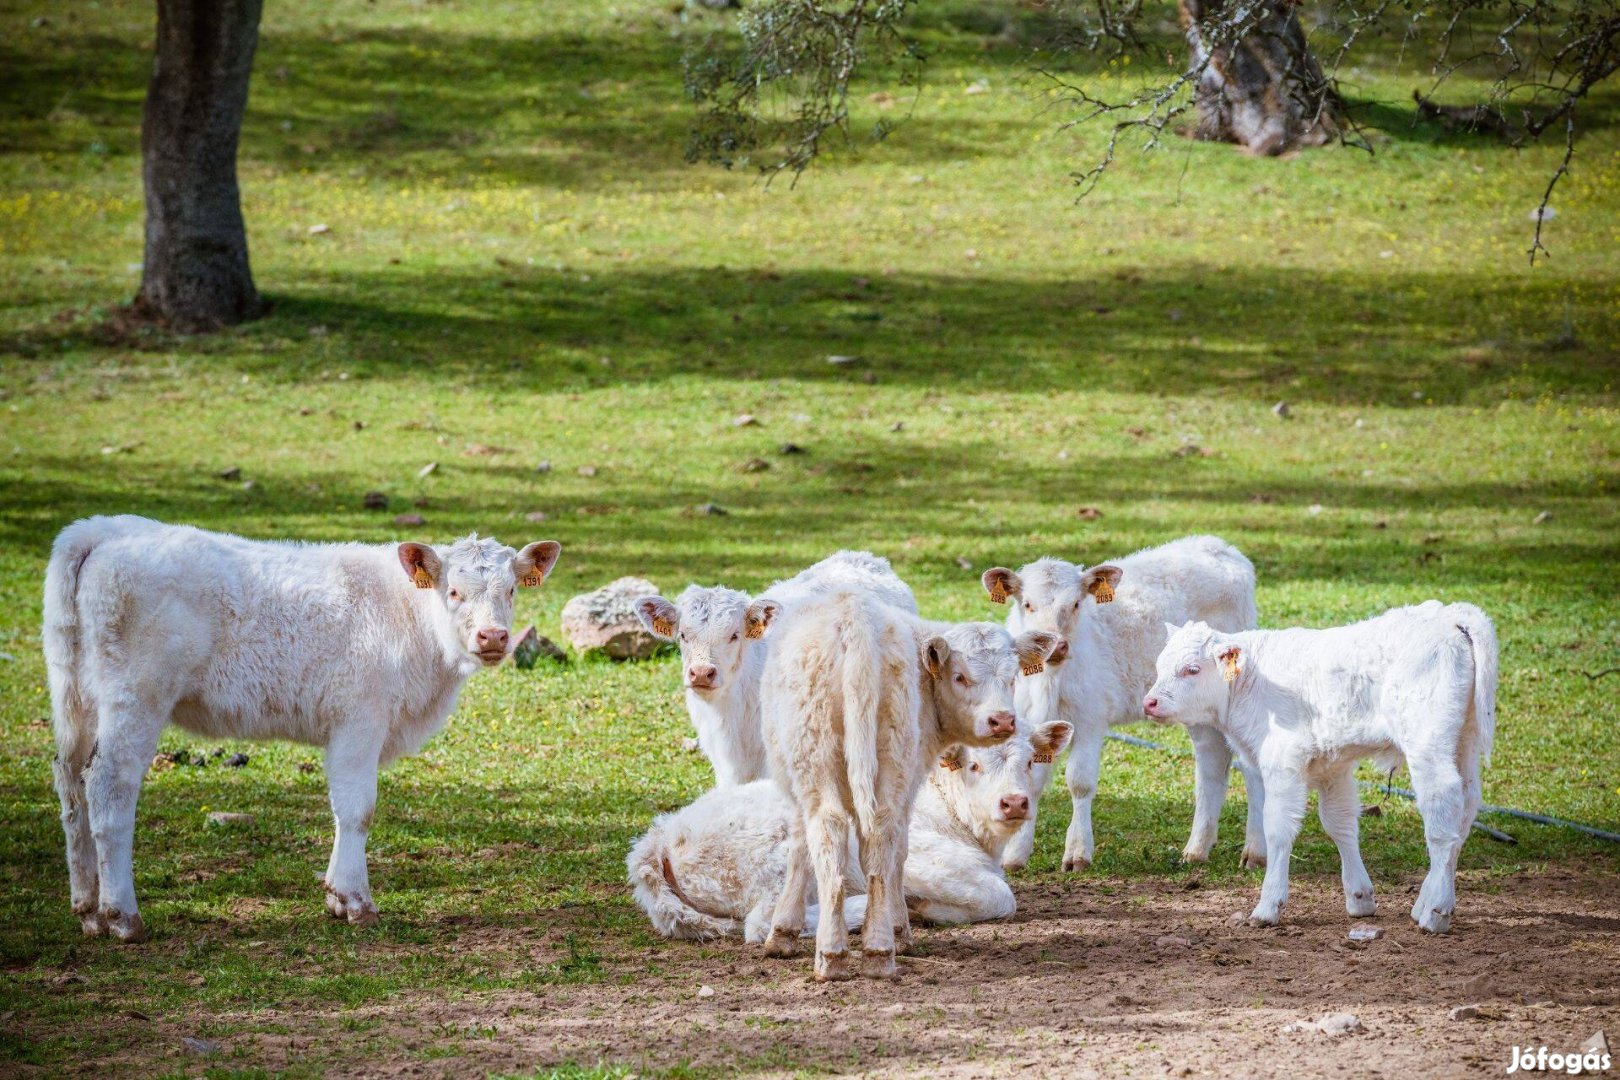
left=635, top=596, right=679, bottom=640
left=744, top=598, right=781, bottom=640
left=514, top=541, right=562, bottom=588
left=1034, top=720, right=1074, bottom=762
left=937, top=747, right=964, bottom=772
left=1082, top=564, right=1123, bottom=604
left=1014, top=630, right=1062, bottom=676
left=398, top=543, right=442, bottom=589
left=922, top=636, right=952, bottom=678
left=982, top=567, right=1021, bottom=605
left=1216, top=644, right=1243, bottom=683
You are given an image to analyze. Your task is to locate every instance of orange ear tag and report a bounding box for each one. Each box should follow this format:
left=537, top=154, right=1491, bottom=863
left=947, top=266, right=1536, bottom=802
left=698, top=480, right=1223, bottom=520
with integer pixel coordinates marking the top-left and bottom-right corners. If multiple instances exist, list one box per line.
left=1092, top=579, right=1115, bottom=605
left=940, top=756, right=963, bottom=772
left=1221, top=654, right=1240, bottom=683
left=745, top=619, right=766, bottom=640
left=652, top=616, right=674, bottom=638
left=1032, top=752, right=1055, bottom=764
left=1021, top=658, right=1045, bottom=676
left=519, top=571, right=544, bottom=588
left=988, top=580, right=1009, bottom=604
left=412, top=567, right=434, bottom=589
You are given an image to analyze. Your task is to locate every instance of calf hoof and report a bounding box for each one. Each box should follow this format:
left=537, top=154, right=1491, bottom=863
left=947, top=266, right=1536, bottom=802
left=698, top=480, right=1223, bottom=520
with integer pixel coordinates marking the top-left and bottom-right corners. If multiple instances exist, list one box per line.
left=1180, top=849, right=1210, bottom=866
left=103, top=909, right=148, bottom=943
left=1061, top=856, right=1092, bottom=873
left=324, top=887, right=379, bottom=927
left=1246, top=906, right=1281, bottom=929
left=1002, top=860, right=1027, bottom=874
left=1240, top=849, right=1267, bottom=870
left=1346, top=892, right=1377, bottom=918
left=347, top=902, right=381, bottom=928
left=762, top=930, right=800, bottom=959
left=1413, top=905, right=1453, bottom=934
left=814, top=950, right=854, bottom=982
left=74, top=901, right=106, bottom=938
left=859, top=949, right=899, bottom=980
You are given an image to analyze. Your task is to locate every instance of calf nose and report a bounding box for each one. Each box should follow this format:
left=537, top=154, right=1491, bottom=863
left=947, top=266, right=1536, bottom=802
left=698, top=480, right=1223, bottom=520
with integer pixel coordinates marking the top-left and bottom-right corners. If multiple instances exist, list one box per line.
left=987, top=710, right=1016, bottom=738
left=1000, top=794, right=1030, bottom=819
left=1143, top=694, right=1159, bottom=715
left=1048, top=639, right=1070, bottom=663
left=476, top=627, right=508, bottom=653
left=687, top=664, right=718, bottom=688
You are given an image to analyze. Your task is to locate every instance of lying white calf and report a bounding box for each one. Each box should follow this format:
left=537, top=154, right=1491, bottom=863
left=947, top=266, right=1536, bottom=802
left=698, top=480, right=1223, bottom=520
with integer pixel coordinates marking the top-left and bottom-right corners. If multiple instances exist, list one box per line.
left=44, top=515, right=560, bottom=941
left=759, top=590, right=1061, bottom=980
left=634, top=551, right=915, bottom=787
left=983, top=535, right=1263, bottom=872
left=1143, top=602, right=1497, bottom=932
left=627, top=720, right=1075, bottom=940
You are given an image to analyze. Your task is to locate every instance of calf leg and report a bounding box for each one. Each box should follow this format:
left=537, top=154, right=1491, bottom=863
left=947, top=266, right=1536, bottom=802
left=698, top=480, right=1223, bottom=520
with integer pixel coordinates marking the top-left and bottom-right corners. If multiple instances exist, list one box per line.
left=906, top=858, right=1016, bottom=925
left=1061, top=721, right=1107, bottom=871
left=1183, top=725, right=1233, bottom=863
left=1317, top=767, right=1376, bottom=917
left=805, top=804, right=854, bottom=981
left=1249, top=772, right=1307, bottom=926
left=86, top=700, right=166, bottom=943
left=322, top=728, right=383, bottom=926
left=1408, top=757, right=1467, bottom=934
left=1237, top=759, right=1268, bottom=868
left=762, top=822, right=809, bottom=958
left=1001, top=819, right=1036, bottom=873
left=52, top=724, right=101, bottom=936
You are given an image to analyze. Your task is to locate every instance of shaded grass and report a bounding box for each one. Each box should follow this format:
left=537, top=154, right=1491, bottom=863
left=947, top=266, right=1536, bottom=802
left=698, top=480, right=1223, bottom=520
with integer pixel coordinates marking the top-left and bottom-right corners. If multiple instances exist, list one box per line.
left=1, top=0, right=1618, bottom=1076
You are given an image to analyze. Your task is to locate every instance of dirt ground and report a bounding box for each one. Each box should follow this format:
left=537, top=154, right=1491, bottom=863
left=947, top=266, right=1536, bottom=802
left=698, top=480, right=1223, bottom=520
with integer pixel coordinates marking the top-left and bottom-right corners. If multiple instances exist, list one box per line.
left=30, top=868, right=1620, bottom=1078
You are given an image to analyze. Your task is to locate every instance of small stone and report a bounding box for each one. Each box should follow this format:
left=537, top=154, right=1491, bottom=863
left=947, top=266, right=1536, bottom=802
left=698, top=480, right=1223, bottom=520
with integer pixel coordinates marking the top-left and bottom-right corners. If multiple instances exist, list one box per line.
left=1308, top=504, right=1324, bottom=516
left=535, top=459, right=553, bottom=473
left=954, top=556, right=973, bottom=571
left=577, top=465, right=598, bottom=477
left=695, top=503, right=728, bottom=516
left=732, top=414, right=759, bottom=427
left=1271, top=401, right=1291, bottom=420
left=890, top=421, right=904, bottom=432
left=206, top=812, right=254, bottom=827
left=964, top=78, right=990, bottom=95
left=1155, top=934, right=1192, bottom=948
left=1532, top=510, right=1552, bottom=524
left=1529, top=206, right=1556, bottom=222
left=1315, top=1013, right=1364, bottom=1037
left=307, top=223, right=331, bottom=235
left=1448, top=1004, right=1480, bottom=1021
left=1348, top=925, right=1383, bottom=942
left=1583, top=1031, right=1609, bottom=1054
left=217, top=466, right=242, bottom=481
left=240, top=480, right=256, bottom=492
left=352, top=420, right=365, bottom=431
left=1076, top=506, right=1102, bottom=521
left=362, top=491, right=388, bottom=510
left=1227, top=912, right=1248, bottom=925
left=225, top=753, right=249, bottom=768
left=416, top=461, right=438, bottom=479
left=508, top=626, right=567, bottom=669
left=698, top=984, right=715, bottom=999
left=524, top=510, right=549, bottom=523
left=827, top=355, right=861, bottom=366
left=182, top=1036, right=222, bottom=1055
left=393, top=513, right=425, bottom=527
left=740, top=458, right=770, bottom=473
left=681, top=737, right=701, bottom=753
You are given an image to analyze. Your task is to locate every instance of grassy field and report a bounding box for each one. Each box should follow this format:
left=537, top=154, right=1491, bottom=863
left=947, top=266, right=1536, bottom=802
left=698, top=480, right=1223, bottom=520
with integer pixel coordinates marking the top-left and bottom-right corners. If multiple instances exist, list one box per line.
left=1, top=0, right=1618, bottom=1075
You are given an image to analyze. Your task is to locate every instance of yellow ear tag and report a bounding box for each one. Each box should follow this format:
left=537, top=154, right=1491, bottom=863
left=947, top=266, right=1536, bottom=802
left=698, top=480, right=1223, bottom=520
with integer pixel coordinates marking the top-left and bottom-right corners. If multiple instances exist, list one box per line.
left=940, top=756, right=962, bottom=772
left=412, top=567, right=434, bottom=590
left=1091, top=579, right=1115, bottom=605
left=1032, top=751, right=1054, bottom=764
left=1221, top=654, right=1240, bottom=683
left=745, top=619, right=766, bottom=640
left=988, top=580, right=1009, bottom=604
left=652, top=616, right=674, bottom=638
left=519, top=571, right=544, bottom=588
left=1021, top=658, right=1045, bottom=676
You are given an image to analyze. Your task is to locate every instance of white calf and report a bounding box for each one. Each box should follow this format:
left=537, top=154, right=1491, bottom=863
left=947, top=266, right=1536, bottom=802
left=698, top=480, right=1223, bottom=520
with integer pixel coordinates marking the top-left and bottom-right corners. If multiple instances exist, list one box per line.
left=44, top=515, right=560, bottom=941
left=1143, top=602, right=1497, bottom=932
left=758, top=590, right=1061, bottom=980
left=627, top=720, right=1074, bottom=940
left=982, top=535, right=1263, bottom=872
left=633, top=551, right=915, bottom=787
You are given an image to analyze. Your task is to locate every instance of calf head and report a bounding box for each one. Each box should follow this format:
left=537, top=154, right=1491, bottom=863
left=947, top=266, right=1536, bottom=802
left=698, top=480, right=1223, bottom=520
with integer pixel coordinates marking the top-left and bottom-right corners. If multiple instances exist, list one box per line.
left=398, top=535, right=561, bottom=666
left=936, top=719, right=1075, bottom=842
left=1143, top=620, right=1239, bottom=726
left=923, top=623, right=1065, bottom=746
left=981, top=557, right=1124, bottom=662
left=634, top=585, right=781, bottom=694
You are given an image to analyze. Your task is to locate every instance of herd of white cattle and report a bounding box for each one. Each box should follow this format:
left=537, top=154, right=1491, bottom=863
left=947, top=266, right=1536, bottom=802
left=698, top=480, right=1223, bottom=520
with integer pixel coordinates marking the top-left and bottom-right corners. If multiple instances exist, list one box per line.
left=43, top=516, right=1496, bottom=982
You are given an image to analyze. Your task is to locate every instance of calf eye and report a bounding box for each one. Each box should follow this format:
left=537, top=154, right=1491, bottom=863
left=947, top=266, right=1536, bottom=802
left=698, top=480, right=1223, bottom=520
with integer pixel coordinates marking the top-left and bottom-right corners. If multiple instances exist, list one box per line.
left=1023, top=602, right=1034, bottom=613
left=969, top=763, right=981, bottom=773
left=953, top=673, right=969, bottom=686
left=448, top=589, right=461, bottom=601
left=1072, top=600, right=1081, bottom=612
left=729, top=633, right=739, bottom=643
left=1181, top=664, right=1201, bottom=677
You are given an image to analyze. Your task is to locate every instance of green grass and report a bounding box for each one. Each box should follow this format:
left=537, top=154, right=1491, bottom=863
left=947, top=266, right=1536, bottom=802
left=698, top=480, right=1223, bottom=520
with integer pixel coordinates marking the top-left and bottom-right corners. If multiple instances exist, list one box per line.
left=2, top=0, right=1618, bottom=1075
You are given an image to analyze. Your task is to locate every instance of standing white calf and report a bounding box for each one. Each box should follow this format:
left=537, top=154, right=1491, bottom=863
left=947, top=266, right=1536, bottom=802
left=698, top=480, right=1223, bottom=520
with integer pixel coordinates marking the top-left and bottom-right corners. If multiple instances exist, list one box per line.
left=627, top=719, right=1074, bottom=940
left=758, top=590, right=1061, bottom=980
left=982, top=535, right=1263, bottom=872
left=44, top=515, right=560, bottom=941
left=632, top=551, right=915, bottom=787
left=1142, top=602, right=1497, bottom=932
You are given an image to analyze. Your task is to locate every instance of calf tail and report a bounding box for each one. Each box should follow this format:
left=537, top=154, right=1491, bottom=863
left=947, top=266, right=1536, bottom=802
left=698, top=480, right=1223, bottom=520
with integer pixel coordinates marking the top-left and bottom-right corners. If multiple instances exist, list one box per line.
left=1455, top=606, right=1498, bottom=767
left=625, top=824, right=743, bottom=942
left=44, top=517, right=117, bottom=762
left=837, top=593, right=885, bottom=845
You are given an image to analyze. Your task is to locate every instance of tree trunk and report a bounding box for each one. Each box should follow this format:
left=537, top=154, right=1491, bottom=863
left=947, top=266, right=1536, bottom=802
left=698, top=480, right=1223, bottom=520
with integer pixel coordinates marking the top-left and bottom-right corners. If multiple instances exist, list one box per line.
left=134, top=0, right=266, bottom=332
left=1179, top=0, right=1341, bottom=156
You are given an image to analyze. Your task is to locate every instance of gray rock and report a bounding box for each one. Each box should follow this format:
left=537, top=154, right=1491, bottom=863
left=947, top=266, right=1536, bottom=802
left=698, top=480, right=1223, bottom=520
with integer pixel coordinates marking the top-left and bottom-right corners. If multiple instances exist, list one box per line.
left=1448, top=1004, right=1481, bottom=1021
left=206, top=812, right=254, bottom=827
left=1348, top=925, right=1384, bottom=942
left=561, top=577, right=663, bottom=660
left=508, top=625, right=567, bottom=669
left=1315, top=1013, right=1364, bottom=1036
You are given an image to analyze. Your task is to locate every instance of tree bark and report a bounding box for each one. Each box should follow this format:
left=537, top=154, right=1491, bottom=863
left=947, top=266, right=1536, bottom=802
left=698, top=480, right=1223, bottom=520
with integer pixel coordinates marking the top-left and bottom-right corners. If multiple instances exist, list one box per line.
left=1179, top=0, right=1341, bottom=156
left=134, top=0, right=266, bottom=332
